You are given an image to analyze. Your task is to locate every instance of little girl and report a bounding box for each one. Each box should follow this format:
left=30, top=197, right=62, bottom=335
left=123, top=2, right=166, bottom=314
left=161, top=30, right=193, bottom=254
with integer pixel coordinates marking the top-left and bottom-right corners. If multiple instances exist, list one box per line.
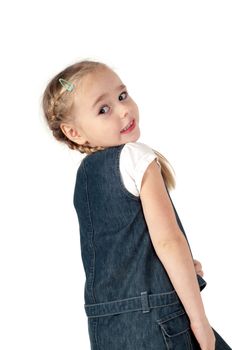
left=42, top=60, right=231, bottom=349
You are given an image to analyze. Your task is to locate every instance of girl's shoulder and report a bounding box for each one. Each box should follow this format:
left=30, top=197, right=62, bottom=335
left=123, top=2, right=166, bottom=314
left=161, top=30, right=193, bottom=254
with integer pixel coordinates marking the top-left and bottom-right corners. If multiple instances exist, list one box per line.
left=121, top=141, right=157, bottom=161
left=119, top=142, right=160, bottom=196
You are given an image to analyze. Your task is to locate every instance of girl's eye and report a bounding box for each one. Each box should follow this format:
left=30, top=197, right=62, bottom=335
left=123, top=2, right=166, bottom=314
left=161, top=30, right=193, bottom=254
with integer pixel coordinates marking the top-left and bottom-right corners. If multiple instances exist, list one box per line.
left=119, top=91, right=128, bottom=101
left=99, top=105, right=110, bottom=115
left=98, top=91, right=128, bottom=115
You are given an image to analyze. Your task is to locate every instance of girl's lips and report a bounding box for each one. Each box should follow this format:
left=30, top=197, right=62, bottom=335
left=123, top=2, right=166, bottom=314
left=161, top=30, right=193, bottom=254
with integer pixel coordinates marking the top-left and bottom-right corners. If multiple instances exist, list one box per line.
left=120, top=119, right=136, bottom=134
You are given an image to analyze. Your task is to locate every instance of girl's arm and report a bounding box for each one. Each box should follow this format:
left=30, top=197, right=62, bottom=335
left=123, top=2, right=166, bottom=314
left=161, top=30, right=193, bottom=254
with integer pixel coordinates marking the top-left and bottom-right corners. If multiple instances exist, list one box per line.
left=140, top=160, right=207, bottom=324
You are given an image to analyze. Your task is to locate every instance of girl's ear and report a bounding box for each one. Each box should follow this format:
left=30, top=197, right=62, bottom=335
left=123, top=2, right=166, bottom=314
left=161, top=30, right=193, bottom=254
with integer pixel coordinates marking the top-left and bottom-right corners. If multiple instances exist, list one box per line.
left=60, top=122, right=86, bottom=145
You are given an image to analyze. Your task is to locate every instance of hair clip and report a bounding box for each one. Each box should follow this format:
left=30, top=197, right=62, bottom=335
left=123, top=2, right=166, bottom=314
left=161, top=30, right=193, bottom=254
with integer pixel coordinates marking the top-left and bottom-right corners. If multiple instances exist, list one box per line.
left=58, top=78, right=75, bottom=92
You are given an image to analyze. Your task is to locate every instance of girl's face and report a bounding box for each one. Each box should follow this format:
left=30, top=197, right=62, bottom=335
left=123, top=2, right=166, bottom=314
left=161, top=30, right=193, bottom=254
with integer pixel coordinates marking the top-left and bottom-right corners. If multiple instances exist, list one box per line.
left=64, top=67, right=140, bottom=148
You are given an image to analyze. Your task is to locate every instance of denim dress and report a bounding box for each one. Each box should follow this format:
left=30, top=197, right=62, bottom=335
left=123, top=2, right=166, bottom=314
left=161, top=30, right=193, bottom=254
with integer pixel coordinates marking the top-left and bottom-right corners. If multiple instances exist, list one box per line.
left=73, top=144, right=231, bottom=349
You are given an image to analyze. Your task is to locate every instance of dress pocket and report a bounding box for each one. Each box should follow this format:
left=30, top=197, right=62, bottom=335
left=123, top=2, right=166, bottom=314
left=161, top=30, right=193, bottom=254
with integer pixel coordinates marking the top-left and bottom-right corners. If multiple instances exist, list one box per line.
left=156, top=308, right=194, bottom=349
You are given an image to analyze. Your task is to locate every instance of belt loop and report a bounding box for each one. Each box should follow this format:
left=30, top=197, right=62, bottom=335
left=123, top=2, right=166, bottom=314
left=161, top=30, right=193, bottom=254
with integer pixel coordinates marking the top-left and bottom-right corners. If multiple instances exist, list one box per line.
left=140, top=291, right=150, bottom=313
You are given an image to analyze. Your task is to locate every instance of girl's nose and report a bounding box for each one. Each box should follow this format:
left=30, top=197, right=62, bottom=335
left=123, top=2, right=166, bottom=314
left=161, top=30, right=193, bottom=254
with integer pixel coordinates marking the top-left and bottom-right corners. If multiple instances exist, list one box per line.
left=119, top=106, right=129, bottom=119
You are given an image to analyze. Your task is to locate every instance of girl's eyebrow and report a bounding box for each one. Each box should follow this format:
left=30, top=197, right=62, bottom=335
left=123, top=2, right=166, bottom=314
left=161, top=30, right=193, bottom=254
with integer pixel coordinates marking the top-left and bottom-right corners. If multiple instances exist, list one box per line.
left=92, top=84, right=126, bottom=109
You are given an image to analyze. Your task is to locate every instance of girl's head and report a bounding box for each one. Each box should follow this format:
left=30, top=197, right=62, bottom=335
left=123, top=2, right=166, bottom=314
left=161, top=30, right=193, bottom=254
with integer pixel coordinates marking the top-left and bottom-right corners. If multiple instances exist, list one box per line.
left=42, top=59, right=176, bottom=191
left=42, top=60, right=140, bottom=155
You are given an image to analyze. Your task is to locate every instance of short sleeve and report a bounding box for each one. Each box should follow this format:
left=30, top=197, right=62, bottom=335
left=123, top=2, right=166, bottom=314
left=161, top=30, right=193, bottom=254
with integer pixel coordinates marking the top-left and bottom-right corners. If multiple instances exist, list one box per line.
left=119, top=142, right=161, bottom=196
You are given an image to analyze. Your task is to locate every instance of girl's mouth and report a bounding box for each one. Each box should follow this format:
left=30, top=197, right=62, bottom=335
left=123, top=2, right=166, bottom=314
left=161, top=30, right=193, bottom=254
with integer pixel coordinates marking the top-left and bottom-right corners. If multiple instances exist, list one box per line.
left=120, top=119, right=136, bottom=134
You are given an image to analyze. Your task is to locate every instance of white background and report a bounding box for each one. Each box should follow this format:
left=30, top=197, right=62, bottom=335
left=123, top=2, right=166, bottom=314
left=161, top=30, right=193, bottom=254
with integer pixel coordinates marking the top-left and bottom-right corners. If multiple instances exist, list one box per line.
left=0, top=0, right=232, bottom=348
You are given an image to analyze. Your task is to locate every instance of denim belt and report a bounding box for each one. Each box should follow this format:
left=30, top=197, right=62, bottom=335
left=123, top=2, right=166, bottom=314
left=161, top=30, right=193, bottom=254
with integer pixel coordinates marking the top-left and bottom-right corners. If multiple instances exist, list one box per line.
left=84, top=289, right=181, bottom=318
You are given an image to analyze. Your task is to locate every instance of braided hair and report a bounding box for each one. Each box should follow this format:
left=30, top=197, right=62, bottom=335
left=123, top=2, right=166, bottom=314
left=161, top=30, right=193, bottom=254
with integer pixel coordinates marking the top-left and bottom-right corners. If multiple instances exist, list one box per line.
left=42, top=60, right=107, bottom=155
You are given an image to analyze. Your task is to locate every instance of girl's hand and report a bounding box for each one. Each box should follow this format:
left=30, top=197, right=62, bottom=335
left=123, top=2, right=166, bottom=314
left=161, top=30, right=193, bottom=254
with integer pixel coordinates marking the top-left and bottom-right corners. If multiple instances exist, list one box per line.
left=190, top=317, right=216, bottom=350
left=193, top=259, right=204, bottom=277
left=191, top=259, right=216, bottom=348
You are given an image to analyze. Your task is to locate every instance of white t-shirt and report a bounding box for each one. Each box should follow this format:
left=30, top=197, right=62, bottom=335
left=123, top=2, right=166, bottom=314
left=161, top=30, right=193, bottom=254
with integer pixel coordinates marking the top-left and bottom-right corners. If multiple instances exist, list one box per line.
left=119, top=142, right=161, bottom=197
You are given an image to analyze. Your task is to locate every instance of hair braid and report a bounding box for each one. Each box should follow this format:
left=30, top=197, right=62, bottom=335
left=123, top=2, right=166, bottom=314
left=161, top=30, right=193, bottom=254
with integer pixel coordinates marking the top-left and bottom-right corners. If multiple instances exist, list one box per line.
left=42, top=60, right=107, bottom=154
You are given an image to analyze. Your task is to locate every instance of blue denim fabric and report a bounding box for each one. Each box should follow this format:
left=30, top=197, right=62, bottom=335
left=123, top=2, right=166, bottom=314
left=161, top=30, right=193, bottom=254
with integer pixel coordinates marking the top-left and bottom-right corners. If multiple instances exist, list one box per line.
left=73, top=144, right=231, bottom=349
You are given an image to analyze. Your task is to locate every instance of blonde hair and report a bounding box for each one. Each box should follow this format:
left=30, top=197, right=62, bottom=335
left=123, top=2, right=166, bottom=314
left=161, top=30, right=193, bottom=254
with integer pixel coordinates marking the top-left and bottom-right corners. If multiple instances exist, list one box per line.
left=41, top=59, right=176, bottom=191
